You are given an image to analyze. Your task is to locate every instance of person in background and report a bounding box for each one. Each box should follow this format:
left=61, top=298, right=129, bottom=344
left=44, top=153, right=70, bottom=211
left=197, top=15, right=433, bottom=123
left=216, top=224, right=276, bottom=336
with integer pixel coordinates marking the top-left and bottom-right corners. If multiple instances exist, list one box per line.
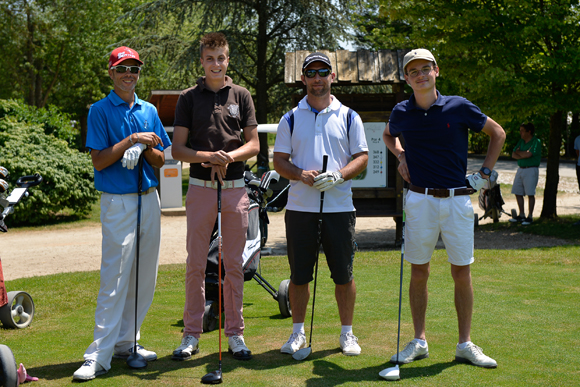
left=508, top=123, right=542, bottom=225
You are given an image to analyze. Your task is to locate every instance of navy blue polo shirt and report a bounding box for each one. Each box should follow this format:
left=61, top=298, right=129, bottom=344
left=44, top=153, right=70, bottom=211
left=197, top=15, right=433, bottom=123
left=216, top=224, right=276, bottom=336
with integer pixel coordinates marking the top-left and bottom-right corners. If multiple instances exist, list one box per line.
left=389, top=92, right=487, bottom=189
left=86, top=90, right=171, bottom=194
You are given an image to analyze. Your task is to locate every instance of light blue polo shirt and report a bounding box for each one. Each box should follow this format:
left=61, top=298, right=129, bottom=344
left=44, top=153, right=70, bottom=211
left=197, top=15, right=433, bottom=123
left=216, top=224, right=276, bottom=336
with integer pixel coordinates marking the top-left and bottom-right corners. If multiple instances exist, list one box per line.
left=86, top=90, right=171, bottom=194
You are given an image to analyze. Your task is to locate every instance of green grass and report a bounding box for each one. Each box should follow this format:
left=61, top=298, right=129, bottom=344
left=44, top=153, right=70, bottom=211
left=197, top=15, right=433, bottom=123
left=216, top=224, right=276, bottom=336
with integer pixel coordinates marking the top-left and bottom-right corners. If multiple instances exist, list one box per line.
left=2, top=247, right=579, bottom=386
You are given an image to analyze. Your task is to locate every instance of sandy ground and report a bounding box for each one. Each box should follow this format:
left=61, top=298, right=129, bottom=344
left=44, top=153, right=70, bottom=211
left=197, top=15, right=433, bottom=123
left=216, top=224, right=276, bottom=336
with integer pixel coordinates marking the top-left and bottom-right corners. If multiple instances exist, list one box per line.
left=1, top=191, right=577, bottom=281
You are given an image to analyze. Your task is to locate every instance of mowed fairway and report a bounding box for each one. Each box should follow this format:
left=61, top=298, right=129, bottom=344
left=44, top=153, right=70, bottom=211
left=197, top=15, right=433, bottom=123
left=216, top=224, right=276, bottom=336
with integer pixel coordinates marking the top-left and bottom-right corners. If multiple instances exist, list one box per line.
left=2, top=246, right=579, bottom=386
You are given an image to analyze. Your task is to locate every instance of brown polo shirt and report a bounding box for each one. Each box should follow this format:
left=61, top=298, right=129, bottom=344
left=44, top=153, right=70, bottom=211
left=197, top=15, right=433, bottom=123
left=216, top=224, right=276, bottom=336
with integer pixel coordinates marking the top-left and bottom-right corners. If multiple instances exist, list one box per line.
left=174, top=76, right=258, bottom=180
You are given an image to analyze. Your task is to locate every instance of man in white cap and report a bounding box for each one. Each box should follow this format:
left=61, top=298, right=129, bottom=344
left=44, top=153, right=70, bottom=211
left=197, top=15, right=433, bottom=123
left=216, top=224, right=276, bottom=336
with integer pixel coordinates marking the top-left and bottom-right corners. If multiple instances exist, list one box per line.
left=383, top=48, right=505, bottom=368
left=74, top=46, right=171, bottom=380
left=274, top=52, right=368, bottom=357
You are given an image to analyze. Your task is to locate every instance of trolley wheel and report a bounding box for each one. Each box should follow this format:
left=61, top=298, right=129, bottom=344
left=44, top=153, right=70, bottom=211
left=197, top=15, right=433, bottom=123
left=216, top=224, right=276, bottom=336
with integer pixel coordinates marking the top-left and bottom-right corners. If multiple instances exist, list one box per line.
left=511, top=209, right=518, bottom=219
left=202, top=301, right=219, bottom=333
left=0, top=291, right=34, bottom=329
left=0, top=344, right=18, bottom=387
left=491, top=208, right=499, bottom=223
left=277, top=279, right=292, bottom=318
left=474, top=213, right=479, bottom=228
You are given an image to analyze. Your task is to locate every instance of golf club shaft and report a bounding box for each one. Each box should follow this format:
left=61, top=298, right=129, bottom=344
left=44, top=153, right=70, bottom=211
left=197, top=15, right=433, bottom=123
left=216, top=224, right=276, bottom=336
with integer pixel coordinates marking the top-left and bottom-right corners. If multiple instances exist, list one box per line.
left=134, top=154, right=144, bottom=355
left=217, top=182, right=222, bottom=364
left=395, top=183, right=407, bottom=364
left=307, top=155, right=328, bottom=347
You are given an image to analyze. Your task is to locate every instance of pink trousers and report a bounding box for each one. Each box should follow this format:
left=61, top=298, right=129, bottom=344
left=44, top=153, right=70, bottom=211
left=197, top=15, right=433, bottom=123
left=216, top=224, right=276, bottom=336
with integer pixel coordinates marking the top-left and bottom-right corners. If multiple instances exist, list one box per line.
left=183, top=185, right=249, bottom=338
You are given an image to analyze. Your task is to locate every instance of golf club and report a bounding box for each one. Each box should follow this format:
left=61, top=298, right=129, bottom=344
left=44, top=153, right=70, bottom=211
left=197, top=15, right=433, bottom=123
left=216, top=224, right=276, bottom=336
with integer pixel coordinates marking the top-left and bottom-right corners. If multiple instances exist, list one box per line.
left=293, top=155, right=328, bottom=361
left=201, top=179, right=223, bottom=384
left=379, top=183, right=408, bottom=381
left=127, top=154, right=147, bottom=369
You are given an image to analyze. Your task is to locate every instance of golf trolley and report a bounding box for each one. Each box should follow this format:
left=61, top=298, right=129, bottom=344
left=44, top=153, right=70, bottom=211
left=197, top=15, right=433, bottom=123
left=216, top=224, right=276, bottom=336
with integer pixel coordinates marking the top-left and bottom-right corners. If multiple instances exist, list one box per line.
left=0, top=167, right=42, bottom=387
left=474, top=170, right=516, bottom=226
left=202, top=170, right=292, bottom=332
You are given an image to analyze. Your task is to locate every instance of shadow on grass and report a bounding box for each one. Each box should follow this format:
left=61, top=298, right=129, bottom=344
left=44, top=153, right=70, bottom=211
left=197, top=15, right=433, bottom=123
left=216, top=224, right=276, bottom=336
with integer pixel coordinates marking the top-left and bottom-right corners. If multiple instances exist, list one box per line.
left=305, top=359, right=457, bottom=385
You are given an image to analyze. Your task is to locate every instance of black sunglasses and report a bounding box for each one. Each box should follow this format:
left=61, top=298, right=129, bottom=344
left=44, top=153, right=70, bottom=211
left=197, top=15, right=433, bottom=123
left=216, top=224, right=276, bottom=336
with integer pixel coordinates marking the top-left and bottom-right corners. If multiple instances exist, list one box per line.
left=111, top=65, right=141, bottom=74
left=303, top=68, right=331, bottom=78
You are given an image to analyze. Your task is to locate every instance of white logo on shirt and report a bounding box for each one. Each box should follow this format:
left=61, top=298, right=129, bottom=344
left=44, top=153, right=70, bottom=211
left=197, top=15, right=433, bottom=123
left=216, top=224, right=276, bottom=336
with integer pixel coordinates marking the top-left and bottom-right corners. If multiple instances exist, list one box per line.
left=228, top=104, right=239, bottom=118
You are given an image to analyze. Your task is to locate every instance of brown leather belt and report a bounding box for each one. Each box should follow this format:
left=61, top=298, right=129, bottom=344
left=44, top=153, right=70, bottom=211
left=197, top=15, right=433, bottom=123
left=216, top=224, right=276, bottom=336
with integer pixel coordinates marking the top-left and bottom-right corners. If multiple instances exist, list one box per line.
left=519, top=166, right=538, bottom=169
left=409, top=184, right=475, bottom=198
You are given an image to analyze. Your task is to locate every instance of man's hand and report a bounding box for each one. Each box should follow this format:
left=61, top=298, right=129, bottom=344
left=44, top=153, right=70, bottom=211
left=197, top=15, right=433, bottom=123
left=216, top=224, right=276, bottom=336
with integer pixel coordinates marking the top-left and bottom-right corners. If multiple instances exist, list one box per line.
left=313, top=171, right=344, bottom=192
left=122, top=143, right=147, bottom=170
left=201, top=162, right=228, bottom=185
left=466, top=172, right=486, bottom=192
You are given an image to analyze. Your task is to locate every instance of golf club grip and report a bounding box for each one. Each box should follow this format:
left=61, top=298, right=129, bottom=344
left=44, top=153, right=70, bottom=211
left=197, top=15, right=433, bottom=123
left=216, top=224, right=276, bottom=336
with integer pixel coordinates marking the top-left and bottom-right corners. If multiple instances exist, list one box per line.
left=319, top=155, right=328, bottom=211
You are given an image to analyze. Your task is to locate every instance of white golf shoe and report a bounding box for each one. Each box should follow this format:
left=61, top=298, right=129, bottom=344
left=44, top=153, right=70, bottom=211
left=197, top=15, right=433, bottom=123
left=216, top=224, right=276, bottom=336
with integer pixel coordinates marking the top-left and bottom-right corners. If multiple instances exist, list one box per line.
left=113, top=344, right=157, bottom=361
left=339, top=332, right=361, bottom=356
left=455, top=342, right=497, bottom=368
left=228, top=335, right=252, bottom=360
left=281, top=332, right=307, bottom=354
left=390, top=340, right=429, bottom=364
left=73, top=359, right=107, bottom=381
left=172, top=335, right=199, bottom=360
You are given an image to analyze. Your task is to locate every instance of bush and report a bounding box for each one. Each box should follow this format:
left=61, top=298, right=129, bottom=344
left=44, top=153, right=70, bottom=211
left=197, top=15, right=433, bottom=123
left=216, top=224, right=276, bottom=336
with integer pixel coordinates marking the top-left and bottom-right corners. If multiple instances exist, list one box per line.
left=0, top=99, right=79, bottom=148
left=0, top=102, right=98, bottom=226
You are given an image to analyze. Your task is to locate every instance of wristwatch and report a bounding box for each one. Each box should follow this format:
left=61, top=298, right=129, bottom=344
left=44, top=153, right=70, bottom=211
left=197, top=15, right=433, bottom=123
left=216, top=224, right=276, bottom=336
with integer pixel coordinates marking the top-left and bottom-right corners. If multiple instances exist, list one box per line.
left=479, top=167, right=492, bottom=177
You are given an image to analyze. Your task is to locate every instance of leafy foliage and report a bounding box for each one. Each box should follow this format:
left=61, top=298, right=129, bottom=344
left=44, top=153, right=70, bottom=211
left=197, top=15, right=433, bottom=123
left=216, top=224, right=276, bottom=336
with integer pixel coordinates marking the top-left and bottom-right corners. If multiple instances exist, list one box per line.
left=0, top=99, right=78, bottom=146
left=0, top=100, right=98, bottom=226
left=366, top=0, right=580, bottom=217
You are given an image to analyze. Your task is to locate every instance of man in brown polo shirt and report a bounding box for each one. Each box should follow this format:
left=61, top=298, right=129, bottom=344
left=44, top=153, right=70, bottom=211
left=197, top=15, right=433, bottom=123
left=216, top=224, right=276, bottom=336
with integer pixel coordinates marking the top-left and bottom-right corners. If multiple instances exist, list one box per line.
left=170, top=32, right=259, bottom=361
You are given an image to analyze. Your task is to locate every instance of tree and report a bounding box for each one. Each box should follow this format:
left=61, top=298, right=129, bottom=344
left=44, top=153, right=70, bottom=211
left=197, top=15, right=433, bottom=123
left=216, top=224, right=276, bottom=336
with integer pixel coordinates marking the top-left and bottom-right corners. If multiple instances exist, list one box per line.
left=0, top=0, right=150, bottom=149
left=365, top=0, right=580, bottom=218
left=124, top=0, right=366, bottom=122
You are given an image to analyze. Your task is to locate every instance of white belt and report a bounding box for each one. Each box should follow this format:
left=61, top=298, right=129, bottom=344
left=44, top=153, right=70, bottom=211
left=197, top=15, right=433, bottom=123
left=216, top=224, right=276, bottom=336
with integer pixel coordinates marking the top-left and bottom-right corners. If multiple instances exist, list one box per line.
left=189, top=177, right=245, bottom=190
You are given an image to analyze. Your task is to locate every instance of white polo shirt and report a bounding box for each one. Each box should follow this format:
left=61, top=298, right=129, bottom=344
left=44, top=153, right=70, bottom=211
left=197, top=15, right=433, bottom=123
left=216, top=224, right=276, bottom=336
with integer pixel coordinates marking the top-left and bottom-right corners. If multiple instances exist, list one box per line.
left=274, top=95, right=368, bottom=213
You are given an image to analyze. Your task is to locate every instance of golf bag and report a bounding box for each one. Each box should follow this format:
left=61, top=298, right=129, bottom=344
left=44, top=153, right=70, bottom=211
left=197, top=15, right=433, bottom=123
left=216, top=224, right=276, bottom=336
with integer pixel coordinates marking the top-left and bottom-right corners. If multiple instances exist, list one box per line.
left=475, top=170, right=512, bottom=225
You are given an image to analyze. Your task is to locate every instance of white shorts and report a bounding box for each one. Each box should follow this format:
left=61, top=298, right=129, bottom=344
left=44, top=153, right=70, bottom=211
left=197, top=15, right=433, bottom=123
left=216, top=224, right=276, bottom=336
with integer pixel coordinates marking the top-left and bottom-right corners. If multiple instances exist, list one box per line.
left=404, top=190, right=474, bottom=266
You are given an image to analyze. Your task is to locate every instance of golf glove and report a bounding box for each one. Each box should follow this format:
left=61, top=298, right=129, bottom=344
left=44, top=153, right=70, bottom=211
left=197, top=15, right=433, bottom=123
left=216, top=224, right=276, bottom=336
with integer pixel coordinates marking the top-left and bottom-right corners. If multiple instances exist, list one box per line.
left=122, top=143, right=147, bottom=170
left=466, top=172, right=486, bottom=192
left=313, top=171, right=344, bottom=192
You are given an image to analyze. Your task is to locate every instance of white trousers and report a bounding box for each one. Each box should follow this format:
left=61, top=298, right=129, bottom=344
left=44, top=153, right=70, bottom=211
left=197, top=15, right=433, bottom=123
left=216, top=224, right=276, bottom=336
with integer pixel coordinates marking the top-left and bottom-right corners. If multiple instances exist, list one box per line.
left=84, top=191, right=161, bottom=370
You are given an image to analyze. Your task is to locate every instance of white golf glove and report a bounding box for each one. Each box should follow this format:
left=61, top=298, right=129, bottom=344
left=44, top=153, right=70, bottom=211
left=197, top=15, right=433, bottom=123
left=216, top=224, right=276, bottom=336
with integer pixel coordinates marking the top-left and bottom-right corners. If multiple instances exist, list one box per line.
left=122, top=143, right=147, bottom=170
left=313, top=171, right=344, bottom=192
left=466, top=172, right=487, bottom=192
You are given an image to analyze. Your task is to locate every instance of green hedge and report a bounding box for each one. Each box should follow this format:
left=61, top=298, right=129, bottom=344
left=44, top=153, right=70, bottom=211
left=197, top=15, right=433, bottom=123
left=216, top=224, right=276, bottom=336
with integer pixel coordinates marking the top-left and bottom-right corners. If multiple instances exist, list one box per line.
left=0, top=100, right=98, bottom=226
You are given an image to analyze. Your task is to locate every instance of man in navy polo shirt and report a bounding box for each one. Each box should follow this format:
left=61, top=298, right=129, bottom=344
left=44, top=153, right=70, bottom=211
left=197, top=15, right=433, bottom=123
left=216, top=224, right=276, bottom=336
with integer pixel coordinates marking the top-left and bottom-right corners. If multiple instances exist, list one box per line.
left=74, top=46, right=171, bottom=381
left=382, top=49, right=505, bottom=368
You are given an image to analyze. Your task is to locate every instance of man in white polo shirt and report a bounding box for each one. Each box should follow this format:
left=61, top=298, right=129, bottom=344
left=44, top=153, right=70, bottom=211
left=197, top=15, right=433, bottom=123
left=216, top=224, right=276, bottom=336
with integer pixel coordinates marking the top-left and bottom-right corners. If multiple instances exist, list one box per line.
left=273, top=52, right=368, bottom=357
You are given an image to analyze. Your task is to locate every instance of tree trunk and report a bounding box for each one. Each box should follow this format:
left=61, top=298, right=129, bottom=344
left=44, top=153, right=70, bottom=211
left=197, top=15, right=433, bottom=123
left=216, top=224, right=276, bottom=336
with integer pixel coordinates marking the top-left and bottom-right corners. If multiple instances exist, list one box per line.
left=540, top=110, right=563, bottom=219
left=255, top=0, right=270, bottom=170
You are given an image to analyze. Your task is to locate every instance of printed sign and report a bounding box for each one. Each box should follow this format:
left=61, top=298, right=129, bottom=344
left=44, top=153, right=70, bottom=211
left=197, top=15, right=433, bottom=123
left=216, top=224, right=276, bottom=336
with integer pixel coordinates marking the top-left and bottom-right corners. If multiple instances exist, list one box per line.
left=351, top=122, right=387, bottom=188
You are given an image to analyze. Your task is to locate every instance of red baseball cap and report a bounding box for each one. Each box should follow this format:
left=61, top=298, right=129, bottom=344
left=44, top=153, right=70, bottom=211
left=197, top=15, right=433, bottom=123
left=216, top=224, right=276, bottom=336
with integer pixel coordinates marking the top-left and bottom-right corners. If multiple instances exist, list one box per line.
left=108, top=46, right=143, bottom=69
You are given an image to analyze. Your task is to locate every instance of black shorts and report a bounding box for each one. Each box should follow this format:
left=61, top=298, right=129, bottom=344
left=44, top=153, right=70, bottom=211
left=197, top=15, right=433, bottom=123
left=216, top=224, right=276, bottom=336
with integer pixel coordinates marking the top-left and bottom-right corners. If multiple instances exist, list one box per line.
left=285, top=210, right=356, bottom=285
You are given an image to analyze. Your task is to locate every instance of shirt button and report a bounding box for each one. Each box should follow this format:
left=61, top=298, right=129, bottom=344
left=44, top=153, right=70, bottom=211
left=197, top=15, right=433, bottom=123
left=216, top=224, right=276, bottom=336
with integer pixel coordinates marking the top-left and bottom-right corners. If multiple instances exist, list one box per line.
left=425, top=113, right=427, bottom=116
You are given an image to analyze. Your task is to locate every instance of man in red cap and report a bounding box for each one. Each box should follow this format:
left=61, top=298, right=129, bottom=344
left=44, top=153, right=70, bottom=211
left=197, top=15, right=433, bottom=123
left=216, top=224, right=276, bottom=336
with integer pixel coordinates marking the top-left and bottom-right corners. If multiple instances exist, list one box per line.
left=73, top=46, right=171, bottom=381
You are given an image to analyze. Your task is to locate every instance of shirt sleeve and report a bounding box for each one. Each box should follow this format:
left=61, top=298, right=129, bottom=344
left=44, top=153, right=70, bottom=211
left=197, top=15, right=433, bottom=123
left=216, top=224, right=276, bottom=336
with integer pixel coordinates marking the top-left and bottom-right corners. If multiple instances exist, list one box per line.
left=273, top=114, right=292, bottom=155
left=462, top=98, right=488, bottom=133
left=85, top=104, right=109, bottom=151
left=348, top=113, right=368, bottom=155
left=173, top=91, right=192, bottom=129
left=240, top=88, right=258, bottom=129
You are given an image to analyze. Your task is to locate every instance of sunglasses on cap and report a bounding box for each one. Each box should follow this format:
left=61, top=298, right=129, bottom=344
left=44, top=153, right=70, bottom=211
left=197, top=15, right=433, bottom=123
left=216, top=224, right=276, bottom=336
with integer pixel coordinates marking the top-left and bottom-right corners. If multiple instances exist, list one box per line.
left=111, top=65, right=141, bottom=74
left=303, top=68, right=331, bottom=78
